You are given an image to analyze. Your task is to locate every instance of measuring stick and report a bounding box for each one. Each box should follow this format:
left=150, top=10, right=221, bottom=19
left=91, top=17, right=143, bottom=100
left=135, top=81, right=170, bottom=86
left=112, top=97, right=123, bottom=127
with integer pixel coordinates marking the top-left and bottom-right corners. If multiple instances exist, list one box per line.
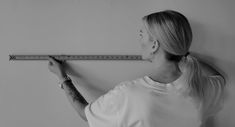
left=9, top=55, right=143, bottom=61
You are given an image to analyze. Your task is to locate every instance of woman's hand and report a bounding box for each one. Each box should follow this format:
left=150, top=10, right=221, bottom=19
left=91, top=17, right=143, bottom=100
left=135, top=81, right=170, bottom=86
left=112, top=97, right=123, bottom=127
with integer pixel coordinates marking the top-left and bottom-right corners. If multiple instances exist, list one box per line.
left=48, top=56, right=67, bottom=80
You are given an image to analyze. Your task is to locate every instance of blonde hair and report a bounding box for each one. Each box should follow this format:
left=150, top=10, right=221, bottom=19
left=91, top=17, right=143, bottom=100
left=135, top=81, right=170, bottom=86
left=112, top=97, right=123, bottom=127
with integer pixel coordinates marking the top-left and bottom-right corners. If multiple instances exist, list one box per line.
left=142, top=10, right=226, bottom=112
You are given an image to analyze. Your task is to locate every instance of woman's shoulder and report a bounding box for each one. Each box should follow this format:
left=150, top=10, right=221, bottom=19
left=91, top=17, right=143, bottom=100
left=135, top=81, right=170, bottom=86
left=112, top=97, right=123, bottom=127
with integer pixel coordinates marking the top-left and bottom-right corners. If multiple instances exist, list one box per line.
left=113, top=77, right=147, bottom=94
left=116, top=78, right=140, bottom=89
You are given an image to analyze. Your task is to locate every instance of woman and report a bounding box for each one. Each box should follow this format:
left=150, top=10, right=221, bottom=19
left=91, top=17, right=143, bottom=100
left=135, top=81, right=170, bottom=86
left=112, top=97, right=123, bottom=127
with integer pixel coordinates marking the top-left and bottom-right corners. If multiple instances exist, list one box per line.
left=48, top=10, right=226, bottom=127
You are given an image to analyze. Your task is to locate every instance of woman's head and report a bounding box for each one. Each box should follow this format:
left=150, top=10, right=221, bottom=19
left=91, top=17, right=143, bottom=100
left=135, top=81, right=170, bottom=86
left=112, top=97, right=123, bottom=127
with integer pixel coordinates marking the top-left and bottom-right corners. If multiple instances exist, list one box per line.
left=139, top=10, right=192, bottom=62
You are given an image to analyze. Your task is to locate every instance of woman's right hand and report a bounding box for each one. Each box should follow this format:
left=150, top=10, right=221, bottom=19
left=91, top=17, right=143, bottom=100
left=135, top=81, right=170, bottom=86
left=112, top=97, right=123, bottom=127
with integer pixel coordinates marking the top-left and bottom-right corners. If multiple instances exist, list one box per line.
left=48, top=56, right=67, bottom=80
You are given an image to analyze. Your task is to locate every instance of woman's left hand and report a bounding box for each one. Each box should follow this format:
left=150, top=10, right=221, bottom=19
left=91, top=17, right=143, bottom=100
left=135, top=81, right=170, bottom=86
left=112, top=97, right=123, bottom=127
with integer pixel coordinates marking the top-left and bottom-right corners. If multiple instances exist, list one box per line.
left=48, top=56, right=67, bottom=79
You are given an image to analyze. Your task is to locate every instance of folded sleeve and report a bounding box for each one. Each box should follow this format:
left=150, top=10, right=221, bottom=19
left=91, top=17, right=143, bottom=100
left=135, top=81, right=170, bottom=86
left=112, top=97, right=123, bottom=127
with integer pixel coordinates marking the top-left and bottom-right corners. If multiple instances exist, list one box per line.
left=84, top=83, right=127, bottom=127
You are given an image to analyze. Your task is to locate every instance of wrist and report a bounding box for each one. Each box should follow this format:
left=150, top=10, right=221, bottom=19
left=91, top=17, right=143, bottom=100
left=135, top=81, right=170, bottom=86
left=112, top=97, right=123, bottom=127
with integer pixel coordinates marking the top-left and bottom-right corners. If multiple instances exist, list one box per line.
left=58, top=75, right=71, bottom=89
left=58, top=72, right=68, bottom=81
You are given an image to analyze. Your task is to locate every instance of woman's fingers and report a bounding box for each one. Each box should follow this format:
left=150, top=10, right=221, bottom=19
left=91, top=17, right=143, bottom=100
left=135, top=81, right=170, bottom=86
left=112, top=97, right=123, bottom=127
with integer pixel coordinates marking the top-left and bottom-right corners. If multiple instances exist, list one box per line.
left=48, top=57, right=55, bottom=69
left=48, top=56, right=56, bottom=63
left=48, top=56, right=67, bottom=66
left=48, top=56, right=62, bottom=64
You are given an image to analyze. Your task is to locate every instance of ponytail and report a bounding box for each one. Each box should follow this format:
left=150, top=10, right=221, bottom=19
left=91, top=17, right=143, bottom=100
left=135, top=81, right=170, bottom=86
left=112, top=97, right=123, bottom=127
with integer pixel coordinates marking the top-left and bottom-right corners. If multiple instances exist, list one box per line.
left=179, top=53, right=226, bottom=121
left=179, top=54, right=205, bottom=99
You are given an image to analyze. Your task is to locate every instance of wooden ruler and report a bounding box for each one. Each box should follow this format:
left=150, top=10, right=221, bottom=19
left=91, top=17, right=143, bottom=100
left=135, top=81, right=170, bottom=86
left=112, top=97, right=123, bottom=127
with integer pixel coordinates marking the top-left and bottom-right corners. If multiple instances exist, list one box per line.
left=9, top=55, right=143, bottom=61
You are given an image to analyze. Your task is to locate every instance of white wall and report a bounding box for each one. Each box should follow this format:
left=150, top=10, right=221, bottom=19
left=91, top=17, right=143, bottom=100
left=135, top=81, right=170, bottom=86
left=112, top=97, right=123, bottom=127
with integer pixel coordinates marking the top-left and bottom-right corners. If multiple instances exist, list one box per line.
left=1, top=0, right=235, bottom=127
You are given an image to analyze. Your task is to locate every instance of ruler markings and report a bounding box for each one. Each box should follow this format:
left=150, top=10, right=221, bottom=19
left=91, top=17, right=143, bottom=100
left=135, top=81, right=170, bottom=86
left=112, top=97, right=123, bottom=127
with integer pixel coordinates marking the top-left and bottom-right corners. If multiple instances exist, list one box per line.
left=9, top=55, right=143, bottom=61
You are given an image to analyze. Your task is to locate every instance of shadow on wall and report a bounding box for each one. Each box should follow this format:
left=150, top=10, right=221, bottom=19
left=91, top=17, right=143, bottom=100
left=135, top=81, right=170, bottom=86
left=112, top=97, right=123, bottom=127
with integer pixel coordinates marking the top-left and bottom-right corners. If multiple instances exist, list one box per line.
left=190, top=20, right=235, bottom=127
left=190, top=20, right=208, bottom=51
left=189, top=19, right=231, bottom=84
left=190, top=52, right=229, bottom=127
left=190, top=19, right=235, bottom=83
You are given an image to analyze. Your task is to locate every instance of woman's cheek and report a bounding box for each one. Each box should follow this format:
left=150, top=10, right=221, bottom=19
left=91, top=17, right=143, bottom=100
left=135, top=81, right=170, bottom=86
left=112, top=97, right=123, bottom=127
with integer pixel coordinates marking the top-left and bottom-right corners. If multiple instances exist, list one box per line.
left=141, top=45, right=152, bottom=60
left=140, top=35, right=151, bottom=60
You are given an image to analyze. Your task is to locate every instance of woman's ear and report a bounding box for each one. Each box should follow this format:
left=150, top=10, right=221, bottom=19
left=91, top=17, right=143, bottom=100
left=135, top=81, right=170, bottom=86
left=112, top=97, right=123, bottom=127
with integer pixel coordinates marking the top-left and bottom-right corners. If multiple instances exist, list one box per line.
left=148, top=40, right=159, bottom=62
left=151, top=40, right=159, bottom=53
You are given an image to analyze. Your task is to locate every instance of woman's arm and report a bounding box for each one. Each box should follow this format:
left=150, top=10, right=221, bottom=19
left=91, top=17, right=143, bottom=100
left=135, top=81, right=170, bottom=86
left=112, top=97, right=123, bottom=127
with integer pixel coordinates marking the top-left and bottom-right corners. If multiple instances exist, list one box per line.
left=61, top=78, right=88, bottom=122
left=47, top=56, right=89, bottom=121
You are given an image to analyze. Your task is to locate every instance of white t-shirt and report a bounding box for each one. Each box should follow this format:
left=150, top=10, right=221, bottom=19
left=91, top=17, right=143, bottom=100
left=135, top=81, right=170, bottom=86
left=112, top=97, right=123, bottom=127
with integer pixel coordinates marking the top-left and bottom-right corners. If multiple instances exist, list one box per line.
left=84, top=75, right=225, bottom=127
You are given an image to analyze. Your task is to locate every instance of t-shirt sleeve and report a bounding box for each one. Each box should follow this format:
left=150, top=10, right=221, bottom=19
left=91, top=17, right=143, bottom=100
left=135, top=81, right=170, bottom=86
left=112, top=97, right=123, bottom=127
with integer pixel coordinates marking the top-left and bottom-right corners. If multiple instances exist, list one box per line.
left=203, top=75, right=226, bottom=118
left=84, top=82, right=127, bottom=127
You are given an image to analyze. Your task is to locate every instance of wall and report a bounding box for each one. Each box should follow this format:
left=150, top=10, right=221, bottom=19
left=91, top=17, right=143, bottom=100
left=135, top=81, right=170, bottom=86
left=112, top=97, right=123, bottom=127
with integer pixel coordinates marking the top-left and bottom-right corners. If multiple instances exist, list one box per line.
left=1, top=0, right=234, bottom=127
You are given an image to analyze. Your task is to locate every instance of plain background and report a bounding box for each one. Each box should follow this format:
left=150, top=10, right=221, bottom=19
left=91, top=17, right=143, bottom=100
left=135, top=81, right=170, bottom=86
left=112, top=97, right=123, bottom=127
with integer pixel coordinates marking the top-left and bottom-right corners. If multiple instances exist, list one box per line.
left=1, top=0, right=235, bottom=127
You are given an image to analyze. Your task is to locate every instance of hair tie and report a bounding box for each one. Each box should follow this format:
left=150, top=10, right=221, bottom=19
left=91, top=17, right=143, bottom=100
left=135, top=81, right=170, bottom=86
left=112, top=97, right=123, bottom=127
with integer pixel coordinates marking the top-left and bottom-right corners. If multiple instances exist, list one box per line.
left=184, top=52, right=190, bottom=57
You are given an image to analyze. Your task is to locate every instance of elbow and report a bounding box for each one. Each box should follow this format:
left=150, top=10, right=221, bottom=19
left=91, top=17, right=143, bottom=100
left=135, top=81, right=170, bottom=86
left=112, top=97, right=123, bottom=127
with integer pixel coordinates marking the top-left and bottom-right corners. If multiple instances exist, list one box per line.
left=80, top=114, right=88, bottom=122
left=79, top=104, right=88, bottom=122
left=82, top=116, right=88, bottom=122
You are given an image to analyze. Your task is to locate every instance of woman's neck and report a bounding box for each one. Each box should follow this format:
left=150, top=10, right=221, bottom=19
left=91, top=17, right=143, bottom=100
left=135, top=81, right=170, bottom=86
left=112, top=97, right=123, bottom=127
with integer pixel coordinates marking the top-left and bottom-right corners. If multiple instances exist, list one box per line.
left=148, top=61, right=182, bottom=84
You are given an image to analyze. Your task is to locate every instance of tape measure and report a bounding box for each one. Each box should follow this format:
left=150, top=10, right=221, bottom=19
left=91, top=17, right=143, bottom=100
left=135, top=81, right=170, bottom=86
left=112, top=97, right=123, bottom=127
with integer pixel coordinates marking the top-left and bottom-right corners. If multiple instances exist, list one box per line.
left=9, top=55, right=143, bottom=61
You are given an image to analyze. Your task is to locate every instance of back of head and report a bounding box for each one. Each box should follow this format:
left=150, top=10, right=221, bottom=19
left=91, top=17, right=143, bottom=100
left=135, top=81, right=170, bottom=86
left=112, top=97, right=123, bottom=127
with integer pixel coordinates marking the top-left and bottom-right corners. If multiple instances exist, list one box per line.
left=142, top=10, right=192, bottom=58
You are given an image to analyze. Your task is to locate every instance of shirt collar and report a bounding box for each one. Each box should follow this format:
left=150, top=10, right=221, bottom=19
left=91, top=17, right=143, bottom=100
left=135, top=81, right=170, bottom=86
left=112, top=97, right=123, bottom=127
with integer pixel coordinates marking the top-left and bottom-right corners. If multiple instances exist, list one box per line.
left=139, top=76, right=169, bottom=93
left=144, top=76, right=169, bottom=86
left=142, top=75, right=186, bottom=91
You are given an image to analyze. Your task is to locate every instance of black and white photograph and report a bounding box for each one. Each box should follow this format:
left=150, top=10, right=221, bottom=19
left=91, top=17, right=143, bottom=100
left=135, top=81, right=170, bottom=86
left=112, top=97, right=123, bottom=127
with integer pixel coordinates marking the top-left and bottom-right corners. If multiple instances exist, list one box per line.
left=1, top=0, right=234, bottom=127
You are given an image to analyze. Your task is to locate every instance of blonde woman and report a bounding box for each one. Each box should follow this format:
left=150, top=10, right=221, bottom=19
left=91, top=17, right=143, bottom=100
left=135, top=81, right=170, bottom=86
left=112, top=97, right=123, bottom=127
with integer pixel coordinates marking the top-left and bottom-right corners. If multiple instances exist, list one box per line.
left=48, top=10, right=226, bottom=127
